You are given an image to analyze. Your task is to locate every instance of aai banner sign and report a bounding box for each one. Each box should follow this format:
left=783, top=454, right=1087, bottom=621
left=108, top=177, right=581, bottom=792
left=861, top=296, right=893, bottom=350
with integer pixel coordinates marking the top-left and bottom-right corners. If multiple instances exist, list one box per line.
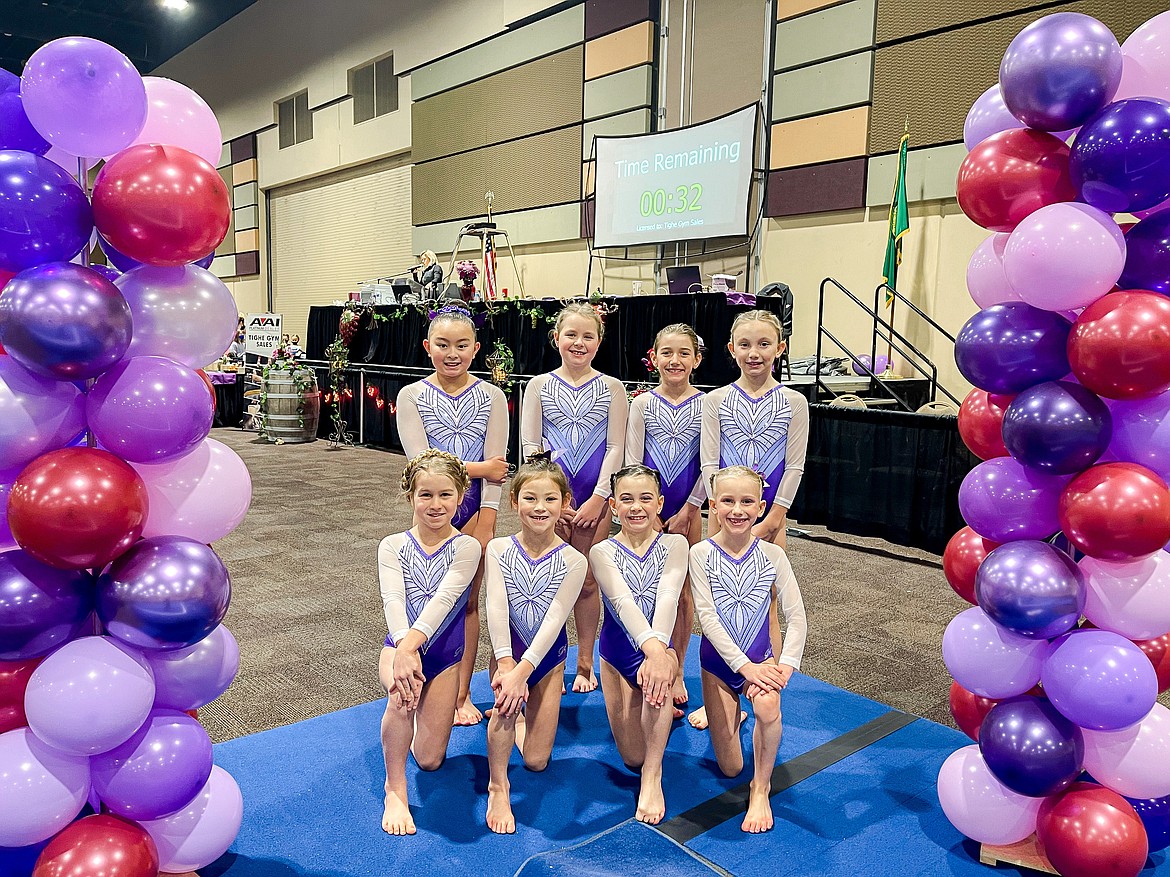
left=246, top=313, right=282, bottom=357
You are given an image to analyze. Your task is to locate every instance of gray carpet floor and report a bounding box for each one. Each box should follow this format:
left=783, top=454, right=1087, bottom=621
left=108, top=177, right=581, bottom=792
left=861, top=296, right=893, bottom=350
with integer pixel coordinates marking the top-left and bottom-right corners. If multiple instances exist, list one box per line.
left=199, top=426, right=974, bottom=744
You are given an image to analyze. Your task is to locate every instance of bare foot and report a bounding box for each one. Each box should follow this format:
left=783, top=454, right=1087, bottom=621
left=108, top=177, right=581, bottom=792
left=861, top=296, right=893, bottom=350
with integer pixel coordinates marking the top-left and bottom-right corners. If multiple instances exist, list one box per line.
left=742, top=784, right=774, bottom=833
left=571, top=670, right=598, bottom=693
left=687, top=707, right=746, bottom=731
left=382, top=787, right=416, bottom=836
left=453, top=701, right=482, bottom=726
left=635, top=774, right=666, bottom=825
left=486, top=785, right=516, bottom=834
left=672, top=675, right=689, bottom=708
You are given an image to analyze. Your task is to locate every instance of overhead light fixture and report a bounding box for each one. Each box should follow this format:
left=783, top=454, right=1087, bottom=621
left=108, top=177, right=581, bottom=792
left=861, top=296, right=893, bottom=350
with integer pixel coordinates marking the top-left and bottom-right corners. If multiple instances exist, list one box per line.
left=161, top=0, right=190, bottom=10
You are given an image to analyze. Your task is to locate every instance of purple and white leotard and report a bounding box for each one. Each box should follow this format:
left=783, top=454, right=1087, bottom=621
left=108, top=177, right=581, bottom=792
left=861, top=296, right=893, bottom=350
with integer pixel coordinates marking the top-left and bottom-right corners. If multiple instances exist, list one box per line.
left=626, top=390, right=705, bottom=521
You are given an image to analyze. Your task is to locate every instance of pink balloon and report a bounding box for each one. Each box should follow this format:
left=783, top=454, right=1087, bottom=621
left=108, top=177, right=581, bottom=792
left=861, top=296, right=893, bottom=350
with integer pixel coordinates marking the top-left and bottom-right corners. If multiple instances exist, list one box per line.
left=1080, top=552, right=1170, bottom=640
left=138, top=764, right=242, bottom=872
left=1004, top=202, right=1126, bottom=311
left=966, top=233, right=1019, bottom=308
left=1082, top=703, right=1170, bottom=799
left=1114, top=11, right=1170, bottom=102
left=0, top=726, right=90, bottom=847
left=937, top=744, right=1043, bottom=844
left=129, top=77, right=223, bottom=168
left=130, top=438, right=251, bottom=542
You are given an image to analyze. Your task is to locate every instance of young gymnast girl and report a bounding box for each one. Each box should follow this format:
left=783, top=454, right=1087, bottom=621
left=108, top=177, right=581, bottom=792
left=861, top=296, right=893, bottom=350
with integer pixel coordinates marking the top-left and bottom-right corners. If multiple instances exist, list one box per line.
left=521, top=302, right=628, bottom=693
left=690, top=465, right=807, bottom=833
left=691, top=309, right=809, bottom=730
left=625, top=323, right=705, bottom=715
left=377, top=450, right=483, bottom=835
left=591, top=463, right=688, bottom=824
left=396, top=305, right=510, bottom=726
left=484, top=455, right=588, bottom=834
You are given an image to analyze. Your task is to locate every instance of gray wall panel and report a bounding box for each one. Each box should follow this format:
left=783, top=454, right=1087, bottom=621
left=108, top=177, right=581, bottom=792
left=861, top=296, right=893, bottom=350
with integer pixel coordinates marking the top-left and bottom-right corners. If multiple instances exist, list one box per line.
left=866, top=143, right=966, bottom=205
left=772, top=53, right=873, bottom=122
left=584, top=64, right=653, bottom=120
left=775, top=0, right=876, bottom=72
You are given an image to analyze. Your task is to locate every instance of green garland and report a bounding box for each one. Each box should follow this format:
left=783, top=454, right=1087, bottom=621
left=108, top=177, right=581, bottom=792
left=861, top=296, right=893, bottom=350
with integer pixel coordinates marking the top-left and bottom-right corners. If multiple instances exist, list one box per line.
left=324, top=335, right=352, bottom=446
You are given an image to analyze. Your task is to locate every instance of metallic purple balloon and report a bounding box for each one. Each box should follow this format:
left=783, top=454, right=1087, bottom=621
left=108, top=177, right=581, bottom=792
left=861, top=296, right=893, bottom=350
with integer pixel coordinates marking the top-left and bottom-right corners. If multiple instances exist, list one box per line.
left=88, top=264, right=120, bottom=282
left=0, top=262, right=132, bottom=380
left=0, top=549, right=93, bottom=661
left=980, top=696, right=1085, bottom=797
left=86, top=355, right=214, bottom=463
left=0, top=151, right=93, bottom=273
left=1120, top=211, right=1170, bottom=294
left=91, top=708, right=213, bottom=820
left=1002, top=380, right=1112, bottom=474
left=147, top=624, right=239, bottom=711
left=954, top=303, right=1072, bottom=394
left=1042, top=628, right=1159, bottom=730
left=1000, top=13, right=1123, bottom=131
left=958, top=456, right=1068, bottom=542
left=0, top=355, right=86, bottom=472
left=96, top=536, right=230, bottom=651
left=975, top=541, right=1086, bottom=639
left=1072, top=99, right=1170, bottom=213
left=0, top=92, right=51, bottom=154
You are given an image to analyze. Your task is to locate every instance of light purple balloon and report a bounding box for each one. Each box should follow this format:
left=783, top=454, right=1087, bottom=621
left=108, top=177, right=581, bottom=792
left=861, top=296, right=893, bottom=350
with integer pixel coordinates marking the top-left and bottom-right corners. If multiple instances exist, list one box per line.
left=0, top=727, right=90, bottom=848
left=91, top=708, right=213, bottom=820
left=1000, top=13, right=1123, bottom=131
left=0, top=356, right=86, bottom=472
left=967, top=233, right=1019, bottom=309
left=964, top=85, right=1024, bottom=150
left=1081, top=552, right=1170, bottom=641
left=139, top=764, right=243, bottom=873
left=1082, top=703, right=1170, bottom=800
left=937, top=745, right=1043, bottom=845
left=116, top=265, right=240, bottom=368
left=942, top=606, right=1049, bottom=699
left=131, top=77, right=223, bottom=167
left=20, top=37, right=147, bottom=157
left=86, top=355, right=214, bottom=463
left=1042, top=628, right=1158, bottom=731
left=1114, top=11, right=1170, bottom=103
left=1004, top=202, right=1126, bottom=312
left=131, top=438, right=252, bottom=543
left=958, top=457, right=1067, bottom=542
left=147, top=624, right=239, bottom=711
left=1108, top=393, right=1170, bottom=482
left=24, top=635, right=156, bottom=756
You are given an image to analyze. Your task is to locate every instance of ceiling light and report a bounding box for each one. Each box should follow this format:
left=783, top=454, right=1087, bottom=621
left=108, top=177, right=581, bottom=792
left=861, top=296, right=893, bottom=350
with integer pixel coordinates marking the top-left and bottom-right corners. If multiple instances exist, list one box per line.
left=161, top=0, right=190, bottom=9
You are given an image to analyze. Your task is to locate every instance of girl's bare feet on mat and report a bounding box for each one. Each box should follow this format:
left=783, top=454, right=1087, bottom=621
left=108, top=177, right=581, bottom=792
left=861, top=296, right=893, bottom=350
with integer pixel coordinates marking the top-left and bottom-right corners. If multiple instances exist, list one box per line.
left=687, top=706, right=746, bottom=730
left=382, top=786, right=416, bottom=836
left=486, top=785, right=516, bottom=834
left=742, top=784, right=775, bottom=833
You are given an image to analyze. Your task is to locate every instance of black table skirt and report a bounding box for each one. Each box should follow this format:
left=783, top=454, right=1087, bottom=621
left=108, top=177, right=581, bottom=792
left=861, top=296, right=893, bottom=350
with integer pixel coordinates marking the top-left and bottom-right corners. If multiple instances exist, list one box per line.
left=213, top=379, right=246, bottom=428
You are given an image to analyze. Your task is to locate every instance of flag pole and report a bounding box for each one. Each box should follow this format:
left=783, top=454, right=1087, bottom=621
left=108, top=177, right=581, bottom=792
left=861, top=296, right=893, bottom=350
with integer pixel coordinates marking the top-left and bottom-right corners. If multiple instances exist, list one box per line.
left=881, top=120, right=910, bottom=378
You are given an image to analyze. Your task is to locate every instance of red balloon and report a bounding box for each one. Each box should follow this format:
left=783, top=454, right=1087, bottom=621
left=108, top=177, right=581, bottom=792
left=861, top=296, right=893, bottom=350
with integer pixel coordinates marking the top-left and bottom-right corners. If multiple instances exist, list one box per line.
left=943, top=526, right=999, bottom=604
left=1135, top=632, right=1170, bottom=693
left=33, top=814, right=159, bottom=877
left=956, top=129, right=1077, bottom=232
left=1069, top=291, right=1170, bottom=399
left=91, top=144, right=230, bottom=267
left=1037, top=783, right=1148, bottom=877
left=958, top=389, right=1013, bottom=460
left=948, top=680, right=999, bottom=740
left=1059, top=462, right=1170, bottom=561
left=8, top=448, right=149, bottom=570
left=0, top=656, right=42, bottom=707
left=0, top=701, right=25, bottom=733
left=195, top=368, right=216, bottom=402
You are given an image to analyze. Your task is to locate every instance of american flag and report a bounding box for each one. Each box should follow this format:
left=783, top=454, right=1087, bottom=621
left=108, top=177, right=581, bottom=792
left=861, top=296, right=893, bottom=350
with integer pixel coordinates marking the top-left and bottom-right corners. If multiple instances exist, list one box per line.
left=483, top=233, right=498, bottom=300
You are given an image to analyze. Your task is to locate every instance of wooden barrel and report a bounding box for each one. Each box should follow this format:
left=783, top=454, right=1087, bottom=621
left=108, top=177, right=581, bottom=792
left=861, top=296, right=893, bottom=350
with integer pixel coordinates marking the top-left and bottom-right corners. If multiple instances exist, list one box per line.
left=262, top=367, right=320, bottom=443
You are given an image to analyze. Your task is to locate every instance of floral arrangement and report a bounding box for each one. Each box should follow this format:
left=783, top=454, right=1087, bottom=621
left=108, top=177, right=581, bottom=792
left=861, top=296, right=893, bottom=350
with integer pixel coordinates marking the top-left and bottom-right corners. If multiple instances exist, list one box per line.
left=642, top=347, right=658, bottom=382
left=456, top=260, right=479, bottom=285
left=486, top=340, right=516, bottom=393
left=339, top=301, right=388, bottom=346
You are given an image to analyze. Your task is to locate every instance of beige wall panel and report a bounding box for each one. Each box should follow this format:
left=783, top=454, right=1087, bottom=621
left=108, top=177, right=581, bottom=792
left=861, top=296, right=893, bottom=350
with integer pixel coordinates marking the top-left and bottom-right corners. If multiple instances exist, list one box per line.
left=413, top=47, right=584, bottom=164
left=689, top=0, right=766, bottom=125
left=584, top=65, right=654, bottom=120
left=235, top=229, right=260, bottom=252
left=412, top=125, right=583, bottom=225
left=777, top=0, right=843, bottom=20
left=232, top=159, right=257, bottom=185
left=771, top=107, right=870, bottom=169
left=585, top=21, right=655, bottom=81
left=773, top=53, right=873, bottom=122
left=776, top=0, right=876, bottom=72
left=866, top=143, right=967, bottom=205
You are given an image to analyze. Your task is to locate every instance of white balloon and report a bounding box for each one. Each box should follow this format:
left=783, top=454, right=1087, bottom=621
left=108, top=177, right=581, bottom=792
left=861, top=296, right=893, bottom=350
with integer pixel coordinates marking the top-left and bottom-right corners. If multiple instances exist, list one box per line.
left=937, top=745, right=1042, bottom=844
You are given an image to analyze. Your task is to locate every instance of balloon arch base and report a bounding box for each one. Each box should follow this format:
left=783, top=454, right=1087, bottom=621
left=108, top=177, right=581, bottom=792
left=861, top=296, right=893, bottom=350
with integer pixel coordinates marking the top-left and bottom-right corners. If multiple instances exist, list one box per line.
left=979, top=835, right=1057, bottom=874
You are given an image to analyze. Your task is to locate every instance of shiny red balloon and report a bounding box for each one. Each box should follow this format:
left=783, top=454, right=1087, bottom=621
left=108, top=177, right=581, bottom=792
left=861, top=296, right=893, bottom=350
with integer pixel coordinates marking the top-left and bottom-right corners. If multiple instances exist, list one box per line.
left=948, top=680, right=999, bottom=740
left=1059, top=462, right=1170, bottom=561
left=0, top=656, right=41, bottom=706
left=956, top=128, right=1077, bottom=232
left=8, top=448, right=149, bottom=570
left=957, top=389, right=1013, bottom=460
left=195, top=368, right=216, bottom=403
left=91, top=144, right=230, bottom=267
left=1135, top=632, right=1170, bottom=693
left=32, top=814, right=159, bottom=877
left=1037, top=783, right=1148, bottom=877
left=1069, top=291, right=1170, bottom=400
left=943, top=526, right=999, bottom=604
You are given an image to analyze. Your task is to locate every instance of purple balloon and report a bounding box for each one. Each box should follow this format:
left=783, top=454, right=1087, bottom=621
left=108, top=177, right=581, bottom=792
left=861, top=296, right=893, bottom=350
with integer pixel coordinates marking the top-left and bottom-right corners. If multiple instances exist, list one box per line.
left=965, top=84, right=1024, bottom=150
left=954, top=303, right=1071, bottom=394
left=1119, top=211, right=1170, bottom=294
left=147, top=624, right=239, bottom=711
left=91, top=709, right=213, bottom=820
left=1000, top=13, right=1123, bottom=131
left=88, top=263, right=120, bottom=282
left=980, top=696, right=1085, bottom=797
left=943, top=606, right=1050, bottom=699
left=959, top=457, right=1068, bottom=543
left=0, top=727, right=90, bottom=848
left=975, top=541, right=1086, bottom=639
left=0, top=69, right=18, bottom=95
left=97, top=536, right=230, bottom=651
left=86, top=356, right=214, bottom=463
left=0, top=92, right=51, bottom=154
left=1109, top=393, right=1170, bottom=481
left=0, top=356, right=86, bottom=472
left=1002, top=380, right=1112, bottom=474
left=851, top=354, right=873, bottom=376
left=1124, top=793, right=1170, bottom=852
left=0, top=549, right=93, bottom=660
left=0, top=262, right=132, bottom=381
left=0, top=151, right=93, bottom=273
left=139, top=764, right=243, bottom=873
left=1042, top=628, right=1159, bottom=731
left=1071, top=99, right=1170, bottom=213
left=194, top=252, right=214, bottom=270
left=0, top=481, right=14, bottom=552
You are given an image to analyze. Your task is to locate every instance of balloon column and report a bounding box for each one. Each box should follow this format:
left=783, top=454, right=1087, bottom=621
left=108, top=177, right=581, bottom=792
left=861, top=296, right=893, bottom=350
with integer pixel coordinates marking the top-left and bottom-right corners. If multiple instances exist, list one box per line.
left=944, top=11, right=1170, bottom=876
left=0, top=37, right=246, bottom=876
